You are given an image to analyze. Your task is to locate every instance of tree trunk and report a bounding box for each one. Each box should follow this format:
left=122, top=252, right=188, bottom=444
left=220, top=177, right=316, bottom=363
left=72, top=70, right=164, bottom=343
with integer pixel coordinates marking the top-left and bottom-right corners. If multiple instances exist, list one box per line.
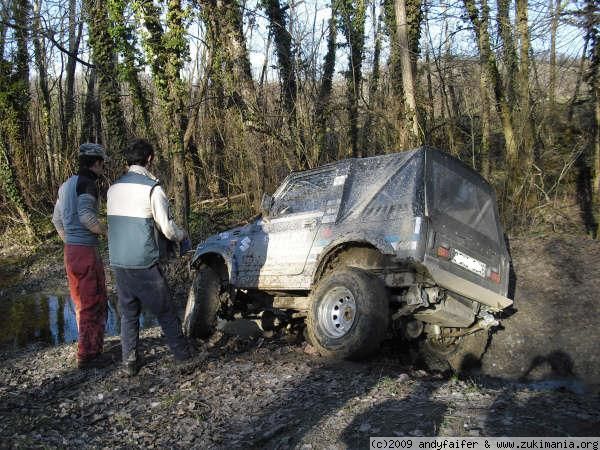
left=428, top=16, right=456, bottom=153
left=463, top=0, right=517, bottom=169
left=589, top=2, right=600, bottom=238
left=32, top=0, right=55, bottom=193
left=80, top=68, right=103, bottom=145
left=361, top=11, right=381, bottom=155
left=424, top=5, right=434, bottom=138
left=337, top=0, right=366, bottom=157
left=0, top=2, right=8, bottom=53
left=395, top=0, right=420, bottom=144
left=108, top=0, right=155, bottom=144
left=9, top=0, right=34, bottom=209
left=479, top=64, right=492, bottom=179
left=165, top=0, right=189, bottom=228
left=594, top=83, right=600, bottom=239
left=199, top=2, right=227, bottom=196
left=0, top=139, right=35, bottom=240
left=516, top=0, right=534, bottom=169
left=496, top=0, right=517, bottom=105
left=548, top=0, right=560, bottom=109
left=314, top=12, right=337, bottom=165
left=62, top=0, right=82, bottom=151
left=137, top=0, right=189, bottom=227
left=263, top=0, right=297, bottom=121
left=84, top=0, right=127, bottom=155
left=0, top=3, right=36, bottom=241
left=263, top=0, right=305, bottom=167
left=217, top=0, right=256, bottom=111
left=567, top=35, right=589, bottom=122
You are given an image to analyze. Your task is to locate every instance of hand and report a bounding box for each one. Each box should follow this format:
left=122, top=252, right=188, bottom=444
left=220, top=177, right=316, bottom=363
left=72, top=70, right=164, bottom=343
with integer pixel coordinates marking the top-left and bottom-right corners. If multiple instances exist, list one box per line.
left=179, top=235, right=192, bottom=256
left=180, top=229, right=189, bottom=242
left=89, top=222, right=107, bottom=236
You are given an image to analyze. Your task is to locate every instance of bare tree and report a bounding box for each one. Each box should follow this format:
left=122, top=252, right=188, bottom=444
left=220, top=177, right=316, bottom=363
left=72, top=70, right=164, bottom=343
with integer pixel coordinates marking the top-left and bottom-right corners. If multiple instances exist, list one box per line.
left=463, top=0, right=517, bottom=169
left=395, top=0, right=421, bottom=144
left=0, top=0, right=35, bottom=239
left=361, top=5, right=382, bottom=154
left=136, top=0, right=189, bottom=227
left=548, top=0, right=561, bottom=109
left=32, top=0, right=54, bottom=192
left=586, top=0, right=600, bottom=237
left=515, top=0, right=534, bottom=168
left=263, top=0, right=297, bottom=123
left=62, top=0, right=82, bottom=150
left=314, top=10, right=337, bottom=165
left=84, top=0, right=127, bottom=155
left=496, top=0, right=517, bottom=105
left=108, top=0, right=156, bottom=145
left=80, top=68, right=103, bottom=145
left=336, top=0, right=366, bottom=157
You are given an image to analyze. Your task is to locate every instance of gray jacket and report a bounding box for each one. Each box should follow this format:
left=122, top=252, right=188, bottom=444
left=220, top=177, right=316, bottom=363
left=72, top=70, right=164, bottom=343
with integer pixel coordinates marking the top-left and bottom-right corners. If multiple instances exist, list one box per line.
left=52, top=169, right=101, bottom=246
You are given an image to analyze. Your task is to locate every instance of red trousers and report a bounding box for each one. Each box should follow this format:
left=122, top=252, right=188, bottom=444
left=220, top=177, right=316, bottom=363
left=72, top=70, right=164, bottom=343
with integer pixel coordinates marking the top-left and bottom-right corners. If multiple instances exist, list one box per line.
left=64, top=244, right=107, bottom=362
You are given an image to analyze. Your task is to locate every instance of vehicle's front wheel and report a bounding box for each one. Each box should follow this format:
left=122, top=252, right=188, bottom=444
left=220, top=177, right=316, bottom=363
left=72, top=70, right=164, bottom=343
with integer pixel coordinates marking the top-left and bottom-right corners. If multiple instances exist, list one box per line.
left=183, top=265, right=222, bottom=339
left=306, top=267, right=389, bottom=359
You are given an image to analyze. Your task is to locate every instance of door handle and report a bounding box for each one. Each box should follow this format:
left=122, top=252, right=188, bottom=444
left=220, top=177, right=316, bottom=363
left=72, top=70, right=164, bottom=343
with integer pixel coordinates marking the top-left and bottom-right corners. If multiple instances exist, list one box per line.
left=303, top=219, right=317, bottom=228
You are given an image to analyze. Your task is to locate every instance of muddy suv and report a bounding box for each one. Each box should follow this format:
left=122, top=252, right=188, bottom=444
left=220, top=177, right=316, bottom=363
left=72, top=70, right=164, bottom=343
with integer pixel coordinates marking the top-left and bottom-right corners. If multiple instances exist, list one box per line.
left=183, top=147, right=512, bottom=370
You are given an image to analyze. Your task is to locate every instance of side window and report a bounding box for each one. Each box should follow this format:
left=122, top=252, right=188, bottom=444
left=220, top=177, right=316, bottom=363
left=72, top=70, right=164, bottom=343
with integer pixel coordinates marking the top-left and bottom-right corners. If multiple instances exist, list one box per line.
left=369, top=157, right=419, bottom=207
left=272, top=170, right=335, bottom=216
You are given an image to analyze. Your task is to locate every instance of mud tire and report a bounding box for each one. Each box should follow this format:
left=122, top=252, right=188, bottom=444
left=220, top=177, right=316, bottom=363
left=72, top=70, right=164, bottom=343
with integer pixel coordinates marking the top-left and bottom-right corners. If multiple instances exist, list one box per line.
left=306, top=267, right=389, bottom=360
left=420, top=330, right=490, bottom=373
left=183, top=265, right=221, bottom=339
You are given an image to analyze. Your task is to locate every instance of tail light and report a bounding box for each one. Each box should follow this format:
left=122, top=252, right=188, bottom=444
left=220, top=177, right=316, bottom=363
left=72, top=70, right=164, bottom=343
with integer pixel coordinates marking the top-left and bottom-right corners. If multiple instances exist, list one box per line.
left=489, top=270, right=501, bottom=284
left=437, top=246, right=450, bottom=259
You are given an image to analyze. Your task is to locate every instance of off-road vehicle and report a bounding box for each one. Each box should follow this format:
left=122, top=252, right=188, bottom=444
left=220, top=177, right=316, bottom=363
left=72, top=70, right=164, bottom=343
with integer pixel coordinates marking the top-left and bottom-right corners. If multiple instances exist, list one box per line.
left=183, top=147, right=513, bottom=370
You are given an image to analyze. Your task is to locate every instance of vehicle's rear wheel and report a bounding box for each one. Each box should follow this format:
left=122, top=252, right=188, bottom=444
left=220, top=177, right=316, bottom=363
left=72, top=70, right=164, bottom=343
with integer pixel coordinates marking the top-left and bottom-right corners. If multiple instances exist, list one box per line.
left=183, top=265, right=222, bottom=339
left=306, top=267, right=389, bottom=359
left=419, top=329, right=490, bottom=373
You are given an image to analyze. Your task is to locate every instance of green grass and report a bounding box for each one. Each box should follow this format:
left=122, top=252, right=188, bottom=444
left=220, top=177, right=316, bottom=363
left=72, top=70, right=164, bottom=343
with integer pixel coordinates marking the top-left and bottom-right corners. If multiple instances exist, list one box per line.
left=378, top=376, right=401, bottom=396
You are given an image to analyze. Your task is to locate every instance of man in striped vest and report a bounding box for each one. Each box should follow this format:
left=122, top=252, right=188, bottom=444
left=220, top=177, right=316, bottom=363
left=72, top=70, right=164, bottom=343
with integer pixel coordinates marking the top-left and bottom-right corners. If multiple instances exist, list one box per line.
left=107, top=138, right=191, bottom=377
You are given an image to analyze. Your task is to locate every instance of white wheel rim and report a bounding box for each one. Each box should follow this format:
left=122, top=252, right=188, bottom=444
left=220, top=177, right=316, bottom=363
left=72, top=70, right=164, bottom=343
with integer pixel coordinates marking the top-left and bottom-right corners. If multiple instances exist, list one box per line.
left=318, top=286, right=357, bottom=338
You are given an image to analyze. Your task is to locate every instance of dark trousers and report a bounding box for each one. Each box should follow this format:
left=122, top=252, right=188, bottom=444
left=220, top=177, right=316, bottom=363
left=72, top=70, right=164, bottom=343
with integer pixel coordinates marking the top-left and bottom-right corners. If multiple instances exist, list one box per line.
left=114, top=264, right=190, bottom=362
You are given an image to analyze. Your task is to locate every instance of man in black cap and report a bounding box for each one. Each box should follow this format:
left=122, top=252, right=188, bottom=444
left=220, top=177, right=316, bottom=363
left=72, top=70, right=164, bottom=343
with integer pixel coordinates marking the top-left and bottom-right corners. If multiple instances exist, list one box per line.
left=52, top=143, right=110, bottom=369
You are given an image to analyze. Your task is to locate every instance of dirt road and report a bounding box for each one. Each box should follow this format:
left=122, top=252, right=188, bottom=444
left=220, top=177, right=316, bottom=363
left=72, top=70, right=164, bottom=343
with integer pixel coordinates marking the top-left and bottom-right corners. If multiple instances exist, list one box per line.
left=1, top=234, right=599, bottom=448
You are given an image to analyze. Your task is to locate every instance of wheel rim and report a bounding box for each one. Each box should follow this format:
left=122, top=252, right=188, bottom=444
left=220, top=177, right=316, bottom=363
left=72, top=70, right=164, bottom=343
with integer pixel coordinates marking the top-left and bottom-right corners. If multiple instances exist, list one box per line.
left=318, top=286, right=357, bottom=338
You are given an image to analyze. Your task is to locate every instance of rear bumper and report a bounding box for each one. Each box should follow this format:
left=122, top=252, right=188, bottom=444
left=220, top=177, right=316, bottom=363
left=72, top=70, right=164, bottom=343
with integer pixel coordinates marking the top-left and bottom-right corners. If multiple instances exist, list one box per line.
left=423, top=255, right=513, bottom=311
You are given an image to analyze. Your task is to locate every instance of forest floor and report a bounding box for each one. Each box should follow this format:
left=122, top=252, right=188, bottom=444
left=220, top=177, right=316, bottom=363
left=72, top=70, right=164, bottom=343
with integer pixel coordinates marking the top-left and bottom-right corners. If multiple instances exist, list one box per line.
left=0, top=231, right=599, bottom=448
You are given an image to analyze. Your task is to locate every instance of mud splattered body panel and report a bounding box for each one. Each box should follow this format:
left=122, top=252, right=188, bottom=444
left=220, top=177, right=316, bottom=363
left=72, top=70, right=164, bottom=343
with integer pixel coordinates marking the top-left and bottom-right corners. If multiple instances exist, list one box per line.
left=191, top=147, right=512, bottom=309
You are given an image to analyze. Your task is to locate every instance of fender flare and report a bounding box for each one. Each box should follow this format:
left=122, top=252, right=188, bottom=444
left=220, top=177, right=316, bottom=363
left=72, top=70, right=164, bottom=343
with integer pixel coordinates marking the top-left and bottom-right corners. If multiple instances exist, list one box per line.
left=311, top=233, right=396, bottom=284
left=190, top=243, right=235, bottom=283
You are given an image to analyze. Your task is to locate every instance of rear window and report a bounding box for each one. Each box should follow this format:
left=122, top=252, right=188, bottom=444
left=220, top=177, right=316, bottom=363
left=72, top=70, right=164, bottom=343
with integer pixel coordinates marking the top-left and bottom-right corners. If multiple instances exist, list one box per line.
left=431, top=160, right=499, bottom=242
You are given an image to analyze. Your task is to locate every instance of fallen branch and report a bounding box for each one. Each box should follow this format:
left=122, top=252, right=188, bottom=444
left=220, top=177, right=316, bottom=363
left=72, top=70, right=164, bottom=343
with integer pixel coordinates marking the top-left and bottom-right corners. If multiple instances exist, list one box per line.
left=194, top=193, right=249, bottom=207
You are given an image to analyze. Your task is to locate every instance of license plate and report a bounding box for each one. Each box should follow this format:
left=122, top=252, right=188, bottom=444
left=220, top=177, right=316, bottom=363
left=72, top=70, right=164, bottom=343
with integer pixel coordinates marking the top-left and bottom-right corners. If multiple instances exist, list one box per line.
left=451, top=249, right=487, bottom=277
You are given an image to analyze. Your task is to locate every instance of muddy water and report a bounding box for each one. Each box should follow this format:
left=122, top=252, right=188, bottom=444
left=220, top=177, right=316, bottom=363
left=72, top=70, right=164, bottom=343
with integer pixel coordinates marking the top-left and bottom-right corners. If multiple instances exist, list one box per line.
left=0, top=295, right=157, bottom=350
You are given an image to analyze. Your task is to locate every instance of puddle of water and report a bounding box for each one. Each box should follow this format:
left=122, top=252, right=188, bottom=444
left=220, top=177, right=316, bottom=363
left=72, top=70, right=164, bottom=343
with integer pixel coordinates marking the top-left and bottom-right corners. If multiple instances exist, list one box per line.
left=0, top=294, right=158, bottom=350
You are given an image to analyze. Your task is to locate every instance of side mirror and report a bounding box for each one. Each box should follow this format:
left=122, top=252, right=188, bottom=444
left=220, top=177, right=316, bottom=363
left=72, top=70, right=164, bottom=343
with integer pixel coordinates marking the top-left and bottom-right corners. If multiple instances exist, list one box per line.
left=260, top=193, right=273, bottom=216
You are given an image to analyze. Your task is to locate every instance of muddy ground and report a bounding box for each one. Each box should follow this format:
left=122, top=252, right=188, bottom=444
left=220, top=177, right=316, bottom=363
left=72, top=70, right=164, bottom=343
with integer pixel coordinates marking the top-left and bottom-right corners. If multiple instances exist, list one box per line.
left=1, top=234, right=599, bottom=448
